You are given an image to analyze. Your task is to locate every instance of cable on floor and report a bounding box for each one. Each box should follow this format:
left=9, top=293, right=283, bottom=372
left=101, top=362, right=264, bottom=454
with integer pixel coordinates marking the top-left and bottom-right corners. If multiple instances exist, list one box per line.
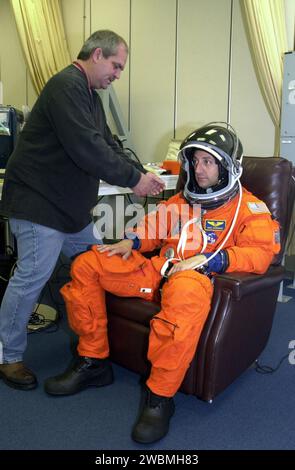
left=255, top=354, right=289, bottom=374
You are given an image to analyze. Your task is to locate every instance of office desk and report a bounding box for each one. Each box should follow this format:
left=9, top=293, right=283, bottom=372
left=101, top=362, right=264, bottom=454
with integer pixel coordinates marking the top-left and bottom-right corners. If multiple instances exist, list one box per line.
left=98, top=174, right=178, bottom=196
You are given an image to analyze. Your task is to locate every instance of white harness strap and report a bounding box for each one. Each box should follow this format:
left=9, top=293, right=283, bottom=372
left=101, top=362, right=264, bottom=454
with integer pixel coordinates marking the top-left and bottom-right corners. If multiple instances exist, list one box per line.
left=160, top=216, right=207, bottom=276
left=160, top=181, right=243, bottom=276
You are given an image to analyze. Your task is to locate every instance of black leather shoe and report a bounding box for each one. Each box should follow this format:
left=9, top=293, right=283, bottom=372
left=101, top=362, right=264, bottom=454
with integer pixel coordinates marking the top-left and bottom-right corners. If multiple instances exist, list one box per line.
left=44, top=356, right=113, bottom=396
left=0, top=362, right=37, bottom=390
left=132, top=387, right=175, bottom=444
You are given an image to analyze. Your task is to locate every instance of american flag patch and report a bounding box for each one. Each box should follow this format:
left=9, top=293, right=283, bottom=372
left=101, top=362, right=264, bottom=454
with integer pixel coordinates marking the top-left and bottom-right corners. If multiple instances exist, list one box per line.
left=247, top=202, right=270, bottom=214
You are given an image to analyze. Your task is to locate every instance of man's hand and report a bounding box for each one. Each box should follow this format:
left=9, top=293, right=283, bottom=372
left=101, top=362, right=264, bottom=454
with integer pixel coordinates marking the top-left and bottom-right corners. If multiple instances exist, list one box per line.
left=97, top=239, right=133, bottom=259
left=168, top=255, right=208, bottom=276
left=132, top=172, right=166, bottom=197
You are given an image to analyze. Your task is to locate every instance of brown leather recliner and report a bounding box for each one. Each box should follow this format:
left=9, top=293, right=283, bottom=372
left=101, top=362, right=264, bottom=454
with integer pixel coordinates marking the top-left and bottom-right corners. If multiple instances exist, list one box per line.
left=106, top=157, right=295, bottom=401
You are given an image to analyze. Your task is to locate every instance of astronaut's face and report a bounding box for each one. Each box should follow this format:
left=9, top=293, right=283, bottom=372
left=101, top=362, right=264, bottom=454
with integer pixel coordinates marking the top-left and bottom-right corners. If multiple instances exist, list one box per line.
left=193, top=150, right=219, bottom=189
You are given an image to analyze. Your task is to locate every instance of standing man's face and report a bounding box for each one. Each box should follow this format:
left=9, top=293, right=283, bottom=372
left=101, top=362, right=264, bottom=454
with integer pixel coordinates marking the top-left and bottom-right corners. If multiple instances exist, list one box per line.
left=92, top=43, right=128, bottom=89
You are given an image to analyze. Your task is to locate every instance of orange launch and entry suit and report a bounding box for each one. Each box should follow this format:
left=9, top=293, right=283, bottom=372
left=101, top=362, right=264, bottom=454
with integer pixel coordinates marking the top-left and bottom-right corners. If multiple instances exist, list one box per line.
left=61, top=188, right=280, bottom=397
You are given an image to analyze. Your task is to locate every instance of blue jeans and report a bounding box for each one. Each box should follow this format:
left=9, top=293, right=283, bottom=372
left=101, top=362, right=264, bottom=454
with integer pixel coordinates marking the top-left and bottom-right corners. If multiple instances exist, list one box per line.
left=0, top=218, right=101, bottom=364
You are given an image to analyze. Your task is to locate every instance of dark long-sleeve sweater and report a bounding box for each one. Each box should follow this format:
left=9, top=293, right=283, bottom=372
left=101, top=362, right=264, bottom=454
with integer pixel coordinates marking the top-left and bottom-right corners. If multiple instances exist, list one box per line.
left=1, top=64, right=145, bottom=232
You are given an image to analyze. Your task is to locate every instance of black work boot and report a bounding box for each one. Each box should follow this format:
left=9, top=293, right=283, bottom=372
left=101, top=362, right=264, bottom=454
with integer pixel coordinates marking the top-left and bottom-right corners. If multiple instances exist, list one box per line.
left=0, top=362, right=37, bottom=390
left=132, top=387, right=175, bottom=444
left=44, top=356, right=113, bottom=396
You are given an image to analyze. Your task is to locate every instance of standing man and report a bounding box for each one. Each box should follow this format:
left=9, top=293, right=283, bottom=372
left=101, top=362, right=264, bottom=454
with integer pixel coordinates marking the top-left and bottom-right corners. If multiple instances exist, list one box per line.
left=0, top=30, right=165, bottom=391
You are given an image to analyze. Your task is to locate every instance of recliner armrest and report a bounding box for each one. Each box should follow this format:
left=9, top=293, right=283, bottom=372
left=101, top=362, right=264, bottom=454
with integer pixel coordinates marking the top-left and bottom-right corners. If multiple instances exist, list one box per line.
left=213, top=265, right=285, bottom=301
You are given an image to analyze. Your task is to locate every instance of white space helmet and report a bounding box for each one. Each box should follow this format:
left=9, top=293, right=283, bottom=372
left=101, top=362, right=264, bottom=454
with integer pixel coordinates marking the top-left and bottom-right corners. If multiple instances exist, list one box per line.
left=179, top=122, right=243, bottom=209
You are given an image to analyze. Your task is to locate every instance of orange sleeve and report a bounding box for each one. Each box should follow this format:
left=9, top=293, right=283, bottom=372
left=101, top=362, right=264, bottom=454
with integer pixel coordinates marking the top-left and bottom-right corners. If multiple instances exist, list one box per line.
left=125, top=193, right=186, bottom=253
left=226, top=215, right=280, bottom=274
left=125, top=198, right=172, bottom=253
left=136, top=206, right=164, bottom=253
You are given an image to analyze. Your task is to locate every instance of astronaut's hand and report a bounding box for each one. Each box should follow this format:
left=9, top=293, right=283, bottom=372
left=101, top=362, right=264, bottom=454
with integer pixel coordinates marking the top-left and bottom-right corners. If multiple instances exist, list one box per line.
left=97, top=239, right=133, bottom=260
left=168, top=255, right=208, bottom=276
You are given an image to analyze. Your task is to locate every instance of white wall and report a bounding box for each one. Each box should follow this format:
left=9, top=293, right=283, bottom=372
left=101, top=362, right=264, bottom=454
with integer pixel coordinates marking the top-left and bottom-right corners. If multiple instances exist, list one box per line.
left=176, top=0, right=231, bottom=134
left=62, top=0, right=277, bottom=161
left=285, top=0, right=295, bottom=51
left=0, top=0, right=281, bottom=162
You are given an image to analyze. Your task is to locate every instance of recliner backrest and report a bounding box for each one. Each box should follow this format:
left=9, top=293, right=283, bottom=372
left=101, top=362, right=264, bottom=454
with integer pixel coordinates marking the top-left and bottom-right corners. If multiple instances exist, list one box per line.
left=240, top=157, right=293, bottom=265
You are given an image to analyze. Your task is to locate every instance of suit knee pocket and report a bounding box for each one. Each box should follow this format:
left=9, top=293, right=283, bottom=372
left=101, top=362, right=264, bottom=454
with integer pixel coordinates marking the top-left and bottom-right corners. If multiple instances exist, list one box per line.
left=149, top=315, right=194, bottom=369
left=61, top=284, right=98, bottom=335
